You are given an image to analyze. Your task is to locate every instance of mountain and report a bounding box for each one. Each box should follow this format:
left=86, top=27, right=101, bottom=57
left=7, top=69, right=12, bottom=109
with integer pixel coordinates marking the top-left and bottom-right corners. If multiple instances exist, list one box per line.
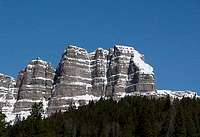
left=0, top=45, right=198, bottom=123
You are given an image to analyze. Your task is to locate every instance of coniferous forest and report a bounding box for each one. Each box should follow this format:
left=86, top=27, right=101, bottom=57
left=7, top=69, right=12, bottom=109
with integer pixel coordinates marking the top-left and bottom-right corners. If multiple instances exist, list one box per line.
left=1, top=96, right=200, bottom=137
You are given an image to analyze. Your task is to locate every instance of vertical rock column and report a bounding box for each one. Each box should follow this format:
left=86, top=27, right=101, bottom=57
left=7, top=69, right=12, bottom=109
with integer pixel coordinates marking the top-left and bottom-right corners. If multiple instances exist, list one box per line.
left=126, top=47, right=155, bottom=92
left=90, top=48, right=108, bottom=97
left=48, top=45, right=92, bottom=113
left=14, top=58, right=55, bottom=115
left=106, top=45, right=133, bottom=97
left=126, top=55, right=140, bottom=92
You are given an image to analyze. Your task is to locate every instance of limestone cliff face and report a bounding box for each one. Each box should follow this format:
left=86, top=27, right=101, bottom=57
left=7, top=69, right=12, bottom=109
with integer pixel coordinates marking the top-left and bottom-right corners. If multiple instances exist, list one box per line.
left=90, top=48, right=108, bottom=96
left=48, top=45, right=155, bottom=113
left=1, top=44, right=199, bottom=124
left=54, top=46, right=92, bottom=97
left=0, top=44, right=157, bottom=122
left=14, top=58, right=55, bottom=113
left=106, top=46, right=135, bottom=97
left=48, top=46, right=93, bottom=113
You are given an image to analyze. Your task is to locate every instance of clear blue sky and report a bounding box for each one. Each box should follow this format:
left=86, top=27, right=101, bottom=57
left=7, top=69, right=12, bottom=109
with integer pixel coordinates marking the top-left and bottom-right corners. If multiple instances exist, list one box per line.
left=0, top=0, right=199, bottom=92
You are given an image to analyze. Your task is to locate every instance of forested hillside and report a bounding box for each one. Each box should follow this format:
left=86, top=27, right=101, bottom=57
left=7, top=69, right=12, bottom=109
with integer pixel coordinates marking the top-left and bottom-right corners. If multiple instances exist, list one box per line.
left=1, top=95, right=200, bottom=137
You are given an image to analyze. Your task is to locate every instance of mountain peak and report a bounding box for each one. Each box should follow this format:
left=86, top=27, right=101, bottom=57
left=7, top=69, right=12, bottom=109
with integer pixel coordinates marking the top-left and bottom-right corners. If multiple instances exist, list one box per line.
left=0, top=45, right=198, bottom=124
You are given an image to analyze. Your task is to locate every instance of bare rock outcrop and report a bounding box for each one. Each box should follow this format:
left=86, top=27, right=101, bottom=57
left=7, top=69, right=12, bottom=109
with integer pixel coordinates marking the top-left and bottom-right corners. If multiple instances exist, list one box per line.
left=14, top=58, right=55, bottom=114
left=90, top=48, right=108, bottom=96
left=48, top=46, right=93, bottom=113
left=0, top=44, right=157, bottom=122
left=1, top=44, right=198, bottom=125
left=48, top=45, right=155, bottom=113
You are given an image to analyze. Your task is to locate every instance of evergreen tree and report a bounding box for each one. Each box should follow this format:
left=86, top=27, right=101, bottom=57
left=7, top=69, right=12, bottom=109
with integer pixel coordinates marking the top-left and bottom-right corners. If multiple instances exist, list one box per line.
left=4, top=96, right=200, bottom=137
left=0, top=111, right=6, bottom=137
left=30, top=102, right=44, bottom=119
left=174, top=106, right=187, bottom=137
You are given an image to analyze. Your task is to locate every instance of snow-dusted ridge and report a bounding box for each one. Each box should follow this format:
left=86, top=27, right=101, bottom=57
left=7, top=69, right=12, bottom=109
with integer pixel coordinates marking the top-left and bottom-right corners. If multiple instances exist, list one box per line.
left=0, top=72, right=15, bottom=81
left=115, top=90, right=198, bottom=100
left=156, top=90, right=198, bottom=99
left=64, top=45, right=154, bottom=75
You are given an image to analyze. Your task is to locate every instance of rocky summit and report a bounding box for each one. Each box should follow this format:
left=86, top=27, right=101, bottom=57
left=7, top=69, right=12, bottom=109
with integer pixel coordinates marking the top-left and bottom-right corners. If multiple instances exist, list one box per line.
left=0, top=45, right=197, bottom=123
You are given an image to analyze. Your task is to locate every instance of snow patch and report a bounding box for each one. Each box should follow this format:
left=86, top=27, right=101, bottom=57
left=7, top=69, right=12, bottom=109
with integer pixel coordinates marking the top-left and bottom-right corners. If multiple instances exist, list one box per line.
left=60, top=94, right=100, bottom=101
left=115, top=45, right=154, bottom=75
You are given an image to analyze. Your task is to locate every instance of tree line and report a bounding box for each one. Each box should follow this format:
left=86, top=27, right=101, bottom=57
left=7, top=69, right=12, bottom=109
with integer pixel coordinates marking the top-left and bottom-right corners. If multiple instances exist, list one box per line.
left=1, top=95, right=200, bottom=137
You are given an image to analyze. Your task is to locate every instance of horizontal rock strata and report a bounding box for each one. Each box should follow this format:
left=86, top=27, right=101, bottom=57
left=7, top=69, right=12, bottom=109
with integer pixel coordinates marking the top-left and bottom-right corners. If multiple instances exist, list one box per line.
left=0, top=44, right=158, bottom=122
left=14, top=58, right=55, bottom=115
left=48, top=45, right=155, bottom=113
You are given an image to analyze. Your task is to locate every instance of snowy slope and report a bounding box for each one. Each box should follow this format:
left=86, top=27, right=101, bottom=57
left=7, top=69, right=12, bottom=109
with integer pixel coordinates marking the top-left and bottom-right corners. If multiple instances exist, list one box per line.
left=156, top=90, right=197, bottom=99
left=115, top=45, right=154, bottom=75
left=0, top=73, right=17, bottom=124
left=119, top=90, right=198, bottom=99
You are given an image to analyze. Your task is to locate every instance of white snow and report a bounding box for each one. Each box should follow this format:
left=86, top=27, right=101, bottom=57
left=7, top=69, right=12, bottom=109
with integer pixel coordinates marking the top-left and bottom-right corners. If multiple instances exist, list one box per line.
left=108, top=73, right=128, bottom=78
left=67, top=45, right=88, bottom=55
left=0, top=87, right=9, bottom=91
left=14, top=111, right=31, bottom=121
left=132, top=49, right=154, bottom=75
left=27, top=58, right=55, bottom=71
left=116, top=90, right=198, bottom=99
left=3, top=97, right=49, bottom=124
left=156, top=90, right=197, bottom=99
left=92, top=77, right=107, bottom=80
left=64, top=75, right=92, bottom=81
left=17, top=99, right=43, bottom=103
left=23, top=84, right=47, bottom=88
left=88, top=51, right=96, bottom=56
left=62, top=81, right=92, bottom=88
left=42, top=98, right=49, bottom=118
left=31, top=77, right=54, bottom=82
left=27, top=64, right=47, bottom=69
left=88, top=48, right=109, bottom=57
left=96, top=48, right=109, bottom=55
left=115, top=45, right=154, bottom=75
left=65, top=57, right=90, bottom=64
left=31, top=59, right=48, bottom=65
left=0, top=86, right=17, bottom=124
left=0, top=73, right=15, bottom=81
left=59, top=94, right=100, bottom=101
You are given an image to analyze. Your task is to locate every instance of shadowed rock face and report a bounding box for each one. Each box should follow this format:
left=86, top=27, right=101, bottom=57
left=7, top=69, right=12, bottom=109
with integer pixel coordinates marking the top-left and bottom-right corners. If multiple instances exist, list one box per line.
left=106, top=45, right=155, bottom=98
left=106, top=46, right=134, bottom=97
left=14, top=58, right=55, bottom=113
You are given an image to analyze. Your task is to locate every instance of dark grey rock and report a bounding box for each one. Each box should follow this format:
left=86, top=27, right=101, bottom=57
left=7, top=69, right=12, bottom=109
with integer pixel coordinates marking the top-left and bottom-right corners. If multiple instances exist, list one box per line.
left=14, top=58, right=55, bottom=113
